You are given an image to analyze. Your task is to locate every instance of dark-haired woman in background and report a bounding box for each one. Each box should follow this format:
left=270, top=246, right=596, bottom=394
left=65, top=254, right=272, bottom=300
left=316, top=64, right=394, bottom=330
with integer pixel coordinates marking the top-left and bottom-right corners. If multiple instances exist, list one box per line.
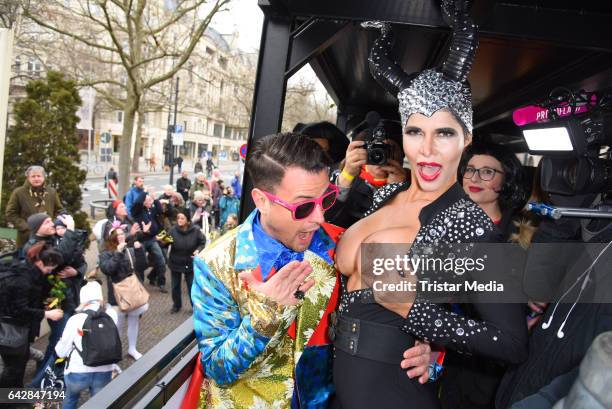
left=0, top=243, right=64, bottom=389
left=167, top=209, right=205, bottom=313
left=460, top=141, right=527, bottom=242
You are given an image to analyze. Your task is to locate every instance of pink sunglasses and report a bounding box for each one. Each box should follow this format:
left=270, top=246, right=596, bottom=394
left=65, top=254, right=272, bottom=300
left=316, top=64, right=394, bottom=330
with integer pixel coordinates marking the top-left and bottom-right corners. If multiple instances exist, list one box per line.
left=260, top=184, right=339, bottom=220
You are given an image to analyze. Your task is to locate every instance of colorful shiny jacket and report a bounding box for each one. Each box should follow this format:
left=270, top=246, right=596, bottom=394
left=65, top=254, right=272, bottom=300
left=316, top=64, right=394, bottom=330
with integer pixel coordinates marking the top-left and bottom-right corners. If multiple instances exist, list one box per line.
left=192, top=210, right=342, bottom=408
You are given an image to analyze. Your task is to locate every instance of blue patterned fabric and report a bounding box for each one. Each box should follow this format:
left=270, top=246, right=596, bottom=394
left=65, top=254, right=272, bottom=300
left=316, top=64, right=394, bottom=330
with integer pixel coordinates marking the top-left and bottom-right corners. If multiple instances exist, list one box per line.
left=251, top=211, right=334, bottom=281
left=293, top=345, right=335, bottom=409
left=192, top=256, right=270, bottom=385
left=192, top=208, right=338, bottom=402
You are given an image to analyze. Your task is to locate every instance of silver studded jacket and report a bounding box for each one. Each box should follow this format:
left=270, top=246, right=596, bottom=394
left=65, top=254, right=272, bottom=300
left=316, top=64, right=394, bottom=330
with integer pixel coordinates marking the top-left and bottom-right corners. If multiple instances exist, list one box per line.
left=358, top=182, right=528, bottom=362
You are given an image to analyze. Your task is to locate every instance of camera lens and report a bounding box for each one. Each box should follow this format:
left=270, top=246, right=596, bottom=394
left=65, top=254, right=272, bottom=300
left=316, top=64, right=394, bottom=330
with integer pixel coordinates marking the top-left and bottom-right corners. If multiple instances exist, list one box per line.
left=368, top=148, right=386, bottom=166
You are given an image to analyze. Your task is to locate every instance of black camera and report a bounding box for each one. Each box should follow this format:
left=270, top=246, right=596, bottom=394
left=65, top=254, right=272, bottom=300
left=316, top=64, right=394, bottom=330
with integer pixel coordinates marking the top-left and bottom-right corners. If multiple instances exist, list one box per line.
left=521, top=89, right=612, bottom=195
left=364, top=124, right=391, bottom=166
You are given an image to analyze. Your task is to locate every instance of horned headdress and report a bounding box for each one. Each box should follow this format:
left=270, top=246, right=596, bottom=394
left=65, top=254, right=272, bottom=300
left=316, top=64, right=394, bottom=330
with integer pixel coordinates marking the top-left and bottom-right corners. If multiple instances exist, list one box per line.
left=363, top=0, right=478, bottom=132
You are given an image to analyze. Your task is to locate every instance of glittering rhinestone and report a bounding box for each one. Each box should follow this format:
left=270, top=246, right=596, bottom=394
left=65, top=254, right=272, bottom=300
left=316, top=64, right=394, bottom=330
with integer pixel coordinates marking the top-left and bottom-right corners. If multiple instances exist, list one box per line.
left=457, top=212, right=464, bottom=218
left=467, top=319, right=475, bottom=327
left=435, top=319, right=442, bottom=327
left=476, top=227, right=484, bottom=236
left=456, top=328, right=465, bottom=336
left=493, top=336, right=498, bottom=341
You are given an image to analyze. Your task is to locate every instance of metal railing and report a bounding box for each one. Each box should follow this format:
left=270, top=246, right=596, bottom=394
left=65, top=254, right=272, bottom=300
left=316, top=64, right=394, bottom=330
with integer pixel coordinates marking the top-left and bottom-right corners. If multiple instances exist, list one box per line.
left=81, top=318, right=198, bottom=409
left=89, top=199, right=115, bottom=218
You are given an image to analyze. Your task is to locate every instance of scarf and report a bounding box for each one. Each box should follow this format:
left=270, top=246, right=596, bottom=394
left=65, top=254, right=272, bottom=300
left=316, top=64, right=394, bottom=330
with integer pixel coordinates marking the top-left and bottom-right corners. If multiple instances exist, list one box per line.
left=28, top=184, right=48, bottom=208
left=359, top=165, right=387, bottom=188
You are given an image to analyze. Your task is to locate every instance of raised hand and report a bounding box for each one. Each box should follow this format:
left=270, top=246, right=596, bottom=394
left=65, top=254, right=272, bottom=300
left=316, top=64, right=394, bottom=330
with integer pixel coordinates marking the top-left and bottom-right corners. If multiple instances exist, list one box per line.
left=239, top=260, right=315, bottom=306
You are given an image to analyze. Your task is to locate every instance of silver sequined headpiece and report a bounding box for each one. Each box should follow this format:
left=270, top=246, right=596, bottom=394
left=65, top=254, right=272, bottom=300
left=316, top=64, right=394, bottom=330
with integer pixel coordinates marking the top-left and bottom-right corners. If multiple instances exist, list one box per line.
left=397, top=69, right=472, bottom=132
left=363, top=0, right=478, bottom=133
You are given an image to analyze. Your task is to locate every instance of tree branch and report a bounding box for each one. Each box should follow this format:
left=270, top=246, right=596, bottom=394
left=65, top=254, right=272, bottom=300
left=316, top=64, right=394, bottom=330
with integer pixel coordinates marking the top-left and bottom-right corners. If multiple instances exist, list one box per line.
left=23, top=10, right=119, bottom=53
left=144, top=0, right=229, bottom=89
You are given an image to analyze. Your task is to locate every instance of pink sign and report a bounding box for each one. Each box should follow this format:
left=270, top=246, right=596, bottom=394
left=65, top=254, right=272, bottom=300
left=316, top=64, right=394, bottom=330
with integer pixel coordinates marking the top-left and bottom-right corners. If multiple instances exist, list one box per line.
left=512, top=95, right=597, bottom=126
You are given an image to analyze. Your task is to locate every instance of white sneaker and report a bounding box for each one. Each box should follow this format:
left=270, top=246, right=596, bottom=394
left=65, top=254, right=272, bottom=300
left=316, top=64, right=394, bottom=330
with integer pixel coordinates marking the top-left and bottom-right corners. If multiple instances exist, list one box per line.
left=128, top=350, right=143, bottom=360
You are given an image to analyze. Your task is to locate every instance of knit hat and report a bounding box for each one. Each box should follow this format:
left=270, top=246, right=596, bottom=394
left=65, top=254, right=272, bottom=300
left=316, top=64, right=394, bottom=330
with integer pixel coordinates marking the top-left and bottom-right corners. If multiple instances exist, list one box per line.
left=27, top=213, right=50, bottom=235
left=178, top=208, right=191, bottom=222
left=112, top=200, right=123, bottom=209
left=54, top=217, right=67, bottom=228
left=79, top=281, right=104, bottom=304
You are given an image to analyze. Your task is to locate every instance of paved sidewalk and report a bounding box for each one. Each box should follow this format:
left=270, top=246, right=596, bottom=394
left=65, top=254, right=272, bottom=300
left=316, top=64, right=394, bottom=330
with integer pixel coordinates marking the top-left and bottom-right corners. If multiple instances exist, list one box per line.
left=85, top=157, right=243, bottom=181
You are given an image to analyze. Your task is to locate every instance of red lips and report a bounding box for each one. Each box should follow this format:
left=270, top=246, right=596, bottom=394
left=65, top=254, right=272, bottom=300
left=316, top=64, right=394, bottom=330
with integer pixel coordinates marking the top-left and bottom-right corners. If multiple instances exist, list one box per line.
left=468, top=186, right=483, bottom=193
left=417, top=162, right=442, bottom=182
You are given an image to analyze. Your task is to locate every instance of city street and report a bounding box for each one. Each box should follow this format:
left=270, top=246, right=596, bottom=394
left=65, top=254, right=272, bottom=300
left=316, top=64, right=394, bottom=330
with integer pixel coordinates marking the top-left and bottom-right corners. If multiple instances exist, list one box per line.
left=81, top=158, right=245, bottom=213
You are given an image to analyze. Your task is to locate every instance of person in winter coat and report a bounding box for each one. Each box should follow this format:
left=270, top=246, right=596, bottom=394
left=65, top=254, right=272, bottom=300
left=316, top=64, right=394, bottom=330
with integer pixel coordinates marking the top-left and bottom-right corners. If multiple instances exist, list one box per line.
left=230, top=171, right=242, bottom=200
left=189, top=190, right=213, bottom=237
left=188, top=172, right=210, bottom=201
left=131, top=191, right=168, bottom=291
left=219, top=186, right=240, bottom=227
left=55, top=281, right=119, bottom=409
left=5, top=165, right=63, bottom=248
left=23, top=213, right=87, bottom=386
left=99, top=228, right=149, bottom=360
left=0, top=243, right=64, bottom=388
left=167, top=209, right=205, bottom=313
left=102, top=201, right=142, bottom=247
left=124, top=176, right=145, bottom=217
left=194, top=160, right=203, bottom=174
left=176, top=171, right=192, bottom=203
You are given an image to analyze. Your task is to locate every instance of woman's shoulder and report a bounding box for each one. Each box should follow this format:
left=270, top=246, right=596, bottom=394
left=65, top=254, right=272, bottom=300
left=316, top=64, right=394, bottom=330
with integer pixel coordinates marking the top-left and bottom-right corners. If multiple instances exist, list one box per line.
left=434, top=196, right=496, bottom=242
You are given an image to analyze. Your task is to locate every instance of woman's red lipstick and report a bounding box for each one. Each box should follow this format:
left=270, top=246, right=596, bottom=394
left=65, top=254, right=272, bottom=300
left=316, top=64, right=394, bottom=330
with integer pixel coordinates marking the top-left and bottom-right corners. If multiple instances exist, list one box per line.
left=417, top=162, right=442, bottom=182
left=468, top=186, right=483, bottom=193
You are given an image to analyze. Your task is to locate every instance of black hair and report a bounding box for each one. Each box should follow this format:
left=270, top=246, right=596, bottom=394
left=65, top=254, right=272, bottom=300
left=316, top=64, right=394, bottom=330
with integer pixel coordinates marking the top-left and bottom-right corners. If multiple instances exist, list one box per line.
left=292, top=122, right=307, bottom=133
left=177, top=208, right=191, bottom=223
left=300, top=121, right=350, bottom=163
left=246, top=132, right=332, bottom=192
left=26, top=241, right=64, bottom=267
left=460, top=141, right=527, bottom=211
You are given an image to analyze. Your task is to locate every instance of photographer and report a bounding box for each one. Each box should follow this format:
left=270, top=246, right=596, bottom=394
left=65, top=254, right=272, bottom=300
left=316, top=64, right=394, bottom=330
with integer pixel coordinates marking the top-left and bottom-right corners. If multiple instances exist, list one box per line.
left=326, top=116, right=407, bottom=228
left=219, top=186, right=240, bottom=228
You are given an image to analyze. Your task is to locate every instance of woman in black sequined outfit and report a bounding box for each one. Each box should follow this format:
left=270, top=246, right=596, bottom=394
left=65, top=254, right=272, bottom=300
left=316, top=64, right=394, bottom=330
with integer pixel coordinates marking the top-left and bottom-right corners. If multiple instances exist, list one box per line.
left=330, top=2, right=528, bottom=408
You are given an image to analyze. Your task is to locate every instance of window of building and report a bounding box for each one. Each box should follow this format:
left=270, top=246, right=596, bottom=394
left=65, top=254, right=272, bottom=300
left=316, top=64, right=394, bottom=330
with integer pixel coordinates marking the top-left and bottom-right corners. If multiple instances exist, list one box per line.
left=218, top=57, right=228, bottom=69
left=213, top=123, right=222, bottom=137
left=27, top=58, right=42, bottom=75
left=14, top=56, right=21, bottom=73
left=224, top=126, right=232, bottom=139
left=117, top=111, right=123, bottom=123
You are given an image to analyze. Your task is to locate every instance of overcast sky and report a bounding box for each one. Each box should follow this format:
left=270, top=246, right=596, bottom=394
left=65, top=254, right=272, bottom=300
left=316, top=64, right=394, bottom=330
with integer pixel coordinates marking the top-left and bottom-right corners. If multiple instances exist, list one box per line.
left=210, top=0, right=263, bottom=52
left=210, top=0, right=330, bottom=100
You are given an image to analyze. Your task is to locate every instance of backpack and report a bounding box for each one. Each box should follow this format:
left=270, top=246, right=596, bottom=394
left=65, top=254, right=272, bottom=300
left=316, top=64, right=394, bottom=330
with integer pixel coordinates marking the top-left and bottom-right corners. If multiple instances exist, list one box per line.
left=73, top=309, right=122, bottom=366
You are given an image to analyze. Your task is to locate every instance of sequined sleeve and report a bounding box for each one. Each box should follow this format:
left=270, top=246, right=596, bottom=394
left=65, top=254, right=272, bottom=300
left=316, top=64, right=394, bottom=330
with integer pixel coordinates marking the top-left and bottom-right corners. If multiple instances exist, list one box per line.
left=192, top=257, right=272, bottom=385
left=402, top=300, right=528, bottom=364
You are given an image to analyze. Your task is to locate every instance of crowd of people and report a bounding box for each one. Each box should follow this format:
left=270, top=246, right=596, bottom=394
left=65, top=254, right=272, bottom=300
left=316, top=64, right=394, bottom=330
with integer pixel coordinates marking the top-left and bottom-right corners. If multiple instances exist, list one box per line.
left=0, top=162, right=243, bottom=407
left=2, top=3, right=611, bottom=409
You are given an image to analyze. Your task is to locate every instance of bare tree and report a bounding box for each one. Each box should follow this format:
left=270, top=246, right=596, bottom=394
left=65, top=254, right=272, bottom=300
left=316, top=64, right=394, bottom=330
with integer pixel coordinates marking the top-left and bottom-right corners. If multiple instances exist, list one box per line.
left=0, top=0, right=22, bottom=29
left=23, top=0, right=231, bottom=196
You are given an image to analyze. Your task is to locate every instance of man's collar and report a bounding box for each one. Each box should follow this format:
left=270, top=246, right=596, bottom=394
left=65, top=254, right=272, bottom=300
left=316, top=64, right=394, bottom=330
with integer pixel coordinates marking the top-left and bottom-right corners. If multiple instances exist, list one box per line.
left=234, top=209, right=335, bottom=280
